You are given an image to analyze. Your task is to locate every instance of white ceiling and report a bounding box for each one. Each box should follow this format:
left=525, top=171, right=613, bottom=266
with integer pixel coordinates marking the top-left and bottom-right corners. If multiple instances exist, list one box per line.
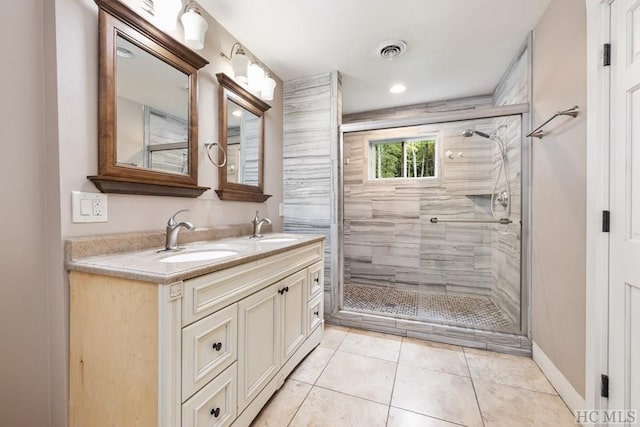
left=199, top=0, right=551, bottom=114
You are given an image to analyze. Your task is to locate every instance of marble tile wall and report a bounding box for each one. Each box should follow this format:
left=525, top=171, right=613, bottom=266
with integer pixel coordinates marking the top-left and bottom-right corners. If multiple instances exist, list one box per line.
left=489, top=42, right=529, bottom=326
left=283, top=72, right=342, bottom=313
left=343, top=95, right=494, bottom=124
left=343, top=120, right=499, bottom=296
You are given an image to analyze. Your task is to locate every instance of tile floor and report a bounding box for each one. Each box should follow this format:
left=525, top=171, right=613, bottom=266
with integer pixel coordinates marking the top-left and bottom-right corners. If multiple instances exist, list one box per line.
left=250, top=324, right=576, bottom=427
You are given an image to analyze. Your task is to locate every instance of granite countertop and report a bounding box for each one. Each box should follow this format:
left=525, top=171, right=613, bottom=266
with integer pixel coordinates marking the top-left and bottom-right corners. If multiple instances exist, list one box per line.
left=65, top=233, right=325, bottom=284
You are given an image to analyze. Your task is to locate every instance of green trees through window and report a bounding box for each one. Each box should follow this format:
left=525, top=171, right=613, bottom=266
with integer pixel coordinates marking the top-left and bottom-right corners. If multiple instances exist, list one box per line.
left=372, top=138, right=437, bottom=179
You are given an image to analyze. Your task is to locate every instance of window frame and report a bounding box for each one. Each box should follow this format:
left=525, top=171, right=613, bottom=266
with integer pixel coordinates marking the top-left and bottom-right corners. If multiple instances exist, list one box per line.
left=368, top=134, right=440, bottom=181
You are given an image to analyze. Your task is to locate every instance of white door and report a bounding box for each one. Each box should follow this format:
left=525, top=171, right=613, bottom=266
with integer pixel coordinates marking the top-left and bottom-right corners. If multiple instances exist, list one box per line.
left=610, top=0, right=640, bottom=419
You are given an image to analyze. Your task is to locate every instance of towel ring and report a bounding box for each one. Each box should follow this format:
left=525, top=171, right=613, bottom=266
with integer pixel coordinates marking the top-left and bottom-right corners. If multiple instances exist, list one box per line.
left=204, top=141, right=226, bottom=168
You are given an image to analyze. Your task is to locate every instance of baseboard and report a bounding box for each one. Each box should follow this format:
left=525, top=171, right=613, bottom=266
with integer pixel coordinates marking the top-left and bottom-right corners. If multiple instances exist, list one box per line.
left=532, top=341, right=586, bottom=414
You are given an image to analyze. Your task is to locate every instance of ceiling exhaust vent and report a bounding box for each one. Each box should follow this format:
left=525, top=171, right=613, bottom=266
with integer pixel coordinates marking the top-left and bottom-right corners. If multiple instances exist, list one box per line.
left=376, top=40, right=407, bottom=60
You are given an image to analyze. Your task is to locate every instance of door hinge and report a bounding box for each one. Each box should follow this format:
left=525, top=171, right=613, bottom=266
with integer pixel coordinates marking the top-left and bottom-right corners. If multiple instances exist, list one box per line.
left=602, top=210, right=610, bottom=233
left=601, top=374, right=609, bottom=398
left=603, top=43, right=611, bottom=66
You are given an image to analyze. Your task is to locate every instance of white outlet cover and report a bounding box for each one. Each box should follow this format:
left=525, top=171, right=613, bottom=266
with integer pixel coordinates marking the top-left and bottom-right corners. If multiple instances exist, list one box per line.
left=72, top=191, right=108, bottom=223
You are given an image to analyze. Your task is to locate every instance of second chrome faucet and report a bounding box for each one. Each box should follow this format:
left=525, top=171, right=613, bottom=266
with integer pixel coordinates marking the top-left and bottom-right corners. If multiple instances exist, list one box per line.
left=251, top=210, right=271, bottom=238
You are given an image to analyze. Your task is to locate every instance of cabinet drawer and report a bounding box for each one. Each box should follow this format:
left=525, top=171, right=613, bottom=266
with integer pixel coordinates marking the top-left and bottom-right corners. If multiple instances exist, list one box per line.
left=307, top=294, right=323, bottom=335
left=182, top=304, right=237, bottom=401
left=182, top=362, right=237, bottom=427
left=183, top=242, right=323, bottom=325
left=307, top=261, right=323, bottom=301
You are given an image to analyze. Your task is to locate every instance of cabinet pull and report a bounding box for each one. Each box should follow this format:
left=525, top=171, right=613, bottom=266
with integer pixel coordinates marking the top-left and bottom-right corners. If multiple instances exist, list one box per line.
left=285, top=286, right=289, bottom=293
left=314, top=277, right=319, bottom=283
left=210, top=407, right=220, bottom=417
left=313, top=310, right=319, bottom=316
left=278, top=288, right=284, bottom=295
left=212, top=342, right=222, bottom=351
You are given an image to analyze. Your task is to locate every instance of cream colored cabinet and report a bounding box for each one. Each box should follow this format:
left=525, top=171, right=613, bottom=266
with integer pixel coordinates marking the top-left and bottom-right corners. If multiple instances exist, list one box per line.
left=238, top=269, right=308, bottom=412
left=238, top=282, right=281, bottom=411
left=281, top=270, right=308, bottom=362
left=69, top=240, right=324, bottom=427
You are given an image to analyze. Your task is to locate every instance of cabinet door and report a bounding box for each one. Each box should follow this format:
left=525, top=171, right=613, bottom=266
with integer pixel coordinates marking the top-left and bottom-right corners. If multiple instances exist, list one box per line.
left=281, top=270, right=308, bottom=363
left=238, top=283, right=281, bottom=411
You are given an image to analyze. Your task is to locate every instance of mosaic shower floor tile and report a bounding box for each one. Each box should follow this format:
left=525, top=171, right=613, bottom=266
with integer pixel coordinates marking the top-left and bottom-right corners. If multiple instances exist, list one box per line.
left=343, top=283, right=514, bottom=330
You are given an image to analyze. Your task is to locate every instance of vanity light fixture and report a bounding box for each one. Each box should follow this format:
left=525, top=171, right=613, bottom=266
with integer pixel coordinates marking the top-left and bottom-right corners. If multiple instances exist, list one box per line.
left=154, top=0, right=182, bottom=31
left=221, top=43, right=250, bottom=84
left=180, top=1, right=208, bottom=50
left=390, top=83, right=406, bottom=94
left=248, top=62, right=266, bottom=92
left=261, top=72, right=276, bottom=101
left=221, top=42, right=276, bottom=101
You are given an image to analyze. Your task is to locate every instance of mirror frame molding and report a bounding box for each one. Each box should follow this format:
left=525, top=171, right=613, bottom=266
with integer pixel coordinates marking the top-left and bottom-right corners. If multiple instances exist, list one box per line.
left=215, top=73, right=272, bottom=202
left=89, top=0, right=210, bottom=198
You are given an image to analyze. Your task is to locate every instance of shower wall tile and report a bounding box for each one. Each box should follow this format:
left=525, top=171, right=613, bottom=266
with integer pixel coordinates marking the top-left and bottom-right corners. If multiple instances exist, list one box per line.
left=344, top=125, right=495, bottom=295
left=493, top=46, right=529, bottom=106
left=343, top=94, right=493, bottom=124
left=489, top=46, right=528, bottom=326
left=283, top=72, right=341, bottom=313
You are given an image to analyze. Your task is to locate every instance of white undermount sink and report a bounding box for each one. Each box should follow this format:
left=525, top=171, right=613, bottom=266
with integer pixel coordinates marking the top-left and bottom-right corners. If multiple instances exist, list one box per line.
left=159, top=250, right=239, bottom=263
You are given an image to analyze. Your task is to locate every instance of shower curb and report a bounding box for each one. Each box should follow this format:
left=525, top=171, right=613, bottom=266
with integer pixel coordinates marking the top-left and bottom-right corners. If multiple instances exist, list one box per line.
left=326, top=309, right=532, bottom=357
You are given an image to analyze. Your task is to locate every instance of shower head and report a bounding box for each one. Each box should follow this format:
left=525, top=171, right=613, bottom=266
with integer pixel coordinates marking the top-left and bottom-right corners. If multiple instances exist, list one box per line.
left=461, top=129, right=492, bottom=139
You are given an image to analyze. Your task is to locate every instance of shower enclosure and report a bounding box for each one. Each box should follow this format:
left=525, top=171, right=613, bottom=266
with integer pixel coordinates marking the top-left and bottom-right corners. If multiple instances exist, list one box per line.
left=341, top=113, right=525, bottom=336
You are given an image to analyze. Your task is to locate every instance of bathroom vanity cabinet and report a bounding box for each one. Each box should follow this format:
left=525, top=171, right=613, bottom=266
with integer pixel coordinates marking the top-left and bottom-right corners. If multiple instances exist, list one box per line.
left=68, top=237, right=324, bottom=427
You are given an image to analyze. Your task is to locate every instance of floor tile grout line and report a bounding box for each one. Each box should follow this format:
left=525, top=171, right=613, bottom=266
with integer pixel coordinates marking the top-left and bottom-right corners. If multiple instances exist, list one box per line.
left=463, top=348, right=487, bottom=427
left=285, top=379, right=315, bottom=427
left=312, top=383, right=392, bottom=407
left=387, top=404, right=469, bottom=427
left=384, top=337, right=403, bottom=427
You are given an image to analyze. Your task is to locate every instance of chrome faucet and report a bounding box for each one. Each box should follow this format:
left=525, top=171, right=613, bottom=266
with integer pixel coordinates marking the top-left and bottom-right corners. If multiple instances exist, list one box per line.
left=251, top=210, right=271, bottom=238
left=165, top=209, right=195, bottom=251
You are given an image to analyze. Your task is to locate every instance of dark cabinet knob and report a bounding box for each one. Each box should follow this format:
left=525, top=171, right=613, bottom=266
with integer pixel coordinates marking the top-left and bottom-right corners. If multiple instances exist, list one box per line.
left=314, top=277, right=319, bottom=283
left=212, top=342, right=222, bottom=351
left=313, top=310, right=319, bottom=316
left=278, top=288, right=284, bottom=295
left=285, top=286, right=289, bottom=293
left=210, top=407, right=220, bottom=417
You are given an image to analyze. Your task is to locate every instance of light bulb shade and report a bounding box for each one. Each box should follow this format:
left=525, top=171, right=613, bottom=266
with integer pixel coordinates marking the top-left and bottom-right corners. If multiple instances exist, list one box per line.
left=261, top=75, right=276, bottom=101
left=180, top=10, right=208, bottom=50
left=230, top=51, right=250, bottom=84
left=247, top=63, right=265, bottom=92
left=155, top=0, right=182, bottom=31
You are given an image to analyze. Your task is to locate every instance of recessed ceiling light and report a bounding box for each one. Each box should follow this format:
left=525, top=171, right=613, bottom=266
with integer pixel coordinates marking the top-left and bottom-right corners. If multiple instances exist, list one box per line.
left=232, top=109, right=242, bottom=117
left=390, top=84, right=406, bottom=94
left=116, top=47, right=135, bottom=58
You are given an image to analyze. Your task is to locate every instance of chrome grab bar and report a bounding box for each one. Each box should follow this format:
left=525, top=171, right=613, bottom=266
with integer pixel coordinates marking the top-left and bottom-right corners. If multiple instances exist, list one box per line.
left=429, top=217, right=512, bottom=225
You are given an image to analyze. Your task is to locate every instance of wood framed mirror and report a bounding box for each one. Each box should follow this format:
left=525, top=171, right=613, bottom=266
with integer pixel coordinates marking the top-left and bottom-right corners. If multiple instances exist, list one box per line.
left=89, top=0, right=210, bottom=197
left=215, top=73, right=271, bottom=202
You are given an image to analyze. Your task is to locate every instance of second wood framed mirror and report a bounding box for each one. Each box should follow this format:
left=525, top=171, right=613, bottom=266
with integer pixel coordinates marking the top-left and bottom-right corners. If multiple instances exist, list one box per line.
left=215, top=73, right=271, bottom=202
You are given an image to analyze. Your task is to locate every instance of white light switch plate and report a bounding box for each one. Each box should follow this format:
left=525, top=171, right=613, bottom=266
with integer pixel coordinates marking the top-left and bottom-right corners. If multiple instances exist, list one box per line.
left=72, top=191, right=108, bottom=223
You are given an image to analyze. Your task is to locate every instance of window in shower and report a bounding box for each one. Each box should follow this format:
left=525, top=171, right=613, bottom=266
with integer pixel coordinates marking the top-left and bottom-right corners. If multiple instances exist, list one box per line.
left=370, top=136, right=438, bottom=180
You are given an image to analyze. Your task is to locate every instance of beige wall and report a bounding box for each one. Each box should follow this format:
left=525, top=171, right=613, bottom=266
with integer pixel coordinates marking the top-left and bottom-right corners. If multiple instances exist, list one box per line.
left=0, top=1, right=285, bottom=425
left=0, top=0, right=56, bottom=425
left=56, top=0, right=284, bottom=239
left=531, top=0, right=587, bottom=397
